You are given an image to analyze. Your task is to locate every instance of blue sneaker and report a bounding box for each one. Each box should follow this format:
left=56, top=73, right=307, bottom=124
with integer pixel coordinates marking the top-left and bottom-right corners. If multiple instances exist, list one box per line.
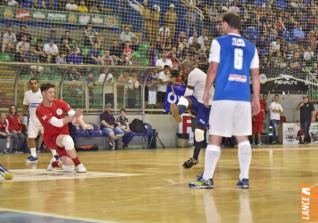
left=189, top=176, right=213, bottom=189
left=236, top=178, right=249, bottom=189
left=26, top=156, right=38, bottom=163
left=0, top=164, right=13, bottom=180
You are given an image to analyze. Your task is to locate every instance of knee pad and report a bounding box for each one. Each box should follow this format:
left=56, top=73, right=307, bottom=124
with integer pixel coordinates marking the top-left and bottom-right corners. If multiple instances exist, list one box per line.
left=177, top=96, right=189, bottom=107
left=62, top=165, right=74, bottom=172
left=62, top=135, right=74, bottom=151
left=194, top=129, right=205, bottom=142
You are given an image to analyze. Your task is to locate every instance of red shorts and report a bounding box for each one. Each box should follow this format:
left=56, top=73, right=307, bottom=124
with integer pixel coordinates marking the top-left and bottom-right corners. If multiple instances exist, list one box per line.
left=44, top=134, right=69, bottom=157
left=252, top=121, right=264, bottom=133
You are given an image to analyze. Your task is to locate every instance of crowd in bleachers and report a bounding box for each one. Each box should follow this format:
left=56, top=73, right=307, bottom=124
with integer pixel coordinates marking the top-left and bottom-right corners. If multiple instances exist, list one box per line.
left=0, top=0, right=316, bottom=74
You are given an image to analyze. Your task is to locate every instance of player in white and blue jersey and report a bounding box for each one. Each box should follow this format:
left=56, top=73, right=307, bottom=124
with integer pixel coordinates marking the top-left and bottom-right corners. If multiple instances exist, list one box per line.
left=170, top=59, right=213, bottom=168
left=189, top=12, right=260, bottom=189
left=23, top=78, right=58, bottom=164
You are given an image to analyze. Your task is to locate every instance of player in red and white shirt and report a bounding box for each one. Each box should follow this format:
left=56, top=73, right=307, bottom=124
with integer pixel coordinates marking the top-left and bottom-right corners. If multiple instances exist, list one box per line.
left=36, top=83, right=91, bottom=173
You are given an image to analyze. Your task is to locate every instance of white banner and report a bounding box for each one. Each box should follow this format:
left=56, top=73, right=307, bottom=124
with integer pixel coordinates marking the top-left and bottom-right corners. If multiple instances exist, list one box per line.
left=283, top=122, right=318, bottom=145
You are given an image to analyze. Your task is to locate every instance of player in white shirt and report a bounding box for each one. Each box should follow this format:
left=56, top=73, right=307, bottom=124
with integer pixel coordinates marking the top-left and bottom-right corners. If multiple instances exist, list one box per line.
left=22, top=78, right=57, bottom=163
left=170, top=59, right=213, bottom=168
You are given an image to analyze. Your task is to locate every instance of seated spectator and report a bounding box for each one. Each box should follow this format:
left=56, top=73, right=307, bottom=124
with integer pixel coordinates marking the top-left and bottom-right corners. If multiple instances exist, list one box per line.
left=100, top=103, right=125, bottom=149
left=20, top=0, right=33, bottom=8
left=123, top=41, right=133, bottom=65
left=16, top=25, right=31, bottom=43
left=2, top=25, right=16, bottom=53
left=15, top=45, right=30, bottom=62
left=66, top=0, right=78, bottom=11
left=43, top=40, right=59, bottom=63
left=78, top=0, right=88, bottom=12
left=30, top=39, right=46, bottom=63
left=198, top=30, right=209, bottom=49
left=157, top=65, right=172, bottom=107
left=0, top=113, right=10, bottom=154
left=16, top=35, right=30, bottom=54
left=109, top=40, right=122, bottom=63
left=116, top=108, right=134, bottom=148
left=66, top=47, right=83, bottom=64
left=156, top=50, right=173, bottom=69
left=57, top=38, right=71, bottom=64
left=89, top=43, right=100, bottom=64
left=82, top=23, right=100, bottom=48
left=67, top=67, right=82, bottom=81
left=89, top=3, right=100, bottom=13
left=7, top=0, right=19, bottom=6
left=98, top=49, right=114, bottom=65
left=60, top=30, right=73, bottom=45
left=6, top=105, right=26, bottom=153
left=120, top=25, right=136, bottom=44
left=171, top=52, right=180, bottom=71
left=45, top=29, right=58, bottom=45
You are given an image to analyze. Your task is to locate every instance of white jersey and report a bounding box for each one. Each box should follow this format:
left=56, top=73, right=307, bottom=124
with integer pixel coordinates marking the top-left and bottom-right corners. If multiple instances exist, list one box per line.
left=187, top=68, right=214, bottom=104
left=23, top=89, right=43, bottom=125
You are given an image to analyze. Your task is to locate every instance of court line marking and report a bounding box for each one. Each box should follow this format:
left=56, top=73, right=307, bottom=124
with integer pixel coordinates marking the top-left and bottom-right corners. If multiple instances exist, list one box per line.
left=0, top=207, right=115, bottom=223
left=8, top=169, right=142, bottom=182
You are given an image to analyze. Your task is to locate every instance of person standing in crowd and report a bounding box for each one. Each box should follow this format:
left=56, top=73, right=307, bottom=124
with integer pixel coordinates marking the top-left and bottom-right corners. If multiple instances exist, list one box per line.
left=252, top=95, right=266, bottom=145
left=296, top=95, right=315, bottom=144
left=23, top=78, right=58, bottom=163
left=189, top=12, right=260, bottom=189
left=269, top=95, right=283, bottom=144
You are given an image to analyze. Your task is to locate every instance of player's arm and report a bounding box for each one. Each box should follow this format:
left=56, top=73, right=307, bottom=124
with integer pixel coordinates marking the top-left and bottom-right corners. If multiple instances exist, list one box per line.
left=184, top=72, right=195, bottom=97
left=22, top=93, right=29, bottom=125
left=251, top=48, right=260, bottom=116
left=203, top=39, right=220, bottom=107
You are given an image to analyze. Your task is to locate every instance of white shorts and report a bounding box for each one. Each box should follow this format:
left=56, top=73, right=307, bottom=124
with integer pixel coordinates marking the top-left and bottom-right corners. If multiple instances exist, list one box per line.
left=28, top=122, right=43, bottom=138
left=209, top=100, right=251, bottom=137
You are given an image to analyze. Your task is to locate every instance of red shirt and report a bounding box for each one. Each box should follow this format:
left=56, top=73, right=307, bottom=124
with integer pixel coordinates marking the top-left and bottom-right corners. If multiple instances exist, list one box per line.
left=6, top=115, right=22, bottom=132
left=0, top=120, right=7, bottom=132
left=36, top=99, right=71, bottom=140
left=253, top=100, right=267, bottom=122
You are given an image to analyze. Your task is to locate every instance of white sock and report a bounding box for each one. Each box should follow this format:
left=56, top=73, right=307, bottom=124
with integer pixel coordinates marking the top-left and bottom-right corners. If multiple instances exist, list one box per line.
left=51, top=149, right=57, bottom=157
left=6, top=142, right=10, bottom=149
left=238, top=141, right=252, bottom=180
left=202, top=145, right=221, bottom=180
left=30, top=147, right=37, bottom=157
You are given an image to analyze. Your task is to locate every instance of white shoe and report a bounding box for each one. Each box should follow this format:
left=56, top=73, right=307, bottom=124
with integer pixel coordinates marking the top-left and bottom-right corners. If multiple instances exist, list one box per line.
left=47, top=163, right=54, bottom=171
left=76, top=163, right=87, bottom=173
left=47, top=155, right=60, bottom=171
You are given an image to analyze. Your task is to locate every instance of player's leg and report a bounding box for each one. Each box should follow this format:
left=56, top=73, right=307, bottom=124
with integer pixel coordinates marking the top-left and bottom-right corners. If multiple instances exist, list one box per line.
left=234, top=101, right=252, bottom=189
left=56, top=134, right=86, bottom=173
left=189, top=101, right=233, bottom=189
left=170, top=96, right=193, bottom=122
left=0, top=164, right=13, bottom=180
left=26, top=123, right=39, bottom=163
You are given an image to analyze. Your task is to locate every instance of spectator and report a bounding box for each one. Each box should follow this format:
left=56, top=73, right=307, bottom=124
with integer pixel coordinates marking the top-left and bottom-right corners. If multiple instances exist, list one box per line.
left=6, top=105, right=26, bottom=153
left=252, top=95, right=266, bottom=145
left=98, top=49, right=114, bottom=65
left=66, top=47, right=83, bottom=64
left=15, top=44, right=30, bottom=62
left=86, top=72, right=95, bottom=104
left=66, top=0, right=78, bottom=11
left=109, top=40, right=122, bottom=63
left=45, top=29, right=58, bottom=45
left=116, top=108, right=134, bottom=148
left=67, top=67, right=81, bottom=81
left=0, top=113, right=10, bottom=154
left=60, top=30, right=73, bottom=45
left=30, top=39, right=46, bottom=63
left=16, top=35, right=30, bottom=53
left=140, top=0, right=152, bottom=42
left=98, top=68, right=114, bottom=106
left=269, top=95, right=283, bottom=144
left=296, top=95, right=315, bottom=144
left=77, top=0, right=88, bottom=12
left=145, top=71, right=158, bottom=107
left=43, top=40, right=59, bottom=63
left=120, top=25, right=136, bottom=44
left=16, top=25, right=31, bottom=43
left=148, top=5, right=160, bottom=43
left=164, top=3, right=177, bottom=39
left=156, top=65, right=172, bottom=107
left=89, top=43, right=100, bottom=64
left=147, top=42, right=157, bottom=66
left=100, top=103, right=124, bottom=149
left=123, top=41, right=133, bottom=65
left=2, top=25, right=16, bottom=53
left=57, top=38, right=71, bottom=64
left=82, top=23, right=100, bottom=47
left=198, top=29, right=209, bottom=49
left=155, top=50, right=173, bottom=69
left=7, top=0, right=18, bottom=6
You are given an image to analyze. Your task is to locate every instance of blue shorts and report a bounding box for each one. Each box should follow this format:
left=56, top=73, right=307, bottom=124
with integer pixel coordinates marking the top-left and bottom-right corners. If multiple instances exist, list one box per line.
left=188, top=96, right=210, bottom=129
left=102, top=127, right=125, bottom=136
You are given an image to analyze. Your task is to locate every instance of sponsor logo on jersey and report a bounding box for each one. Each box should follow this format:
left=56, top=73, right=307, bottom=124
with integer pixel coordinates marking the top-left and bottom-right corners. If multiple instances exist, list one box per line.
left=56, top=109, right=63, bottom=115
left=228, top=74, right=247, bottom=83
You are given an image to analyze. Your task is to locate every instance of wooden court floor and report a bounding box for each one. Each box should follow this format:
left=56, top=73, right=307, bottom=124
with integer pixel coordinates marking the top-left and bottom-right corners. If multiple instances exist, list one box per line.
left=1, top=146, right=318, bottom=223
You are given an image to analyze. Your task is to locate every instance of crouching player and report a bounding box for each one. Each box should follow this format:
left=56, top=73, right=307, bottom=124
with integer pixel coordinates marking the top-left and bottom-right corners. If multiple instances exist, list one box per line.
left=36, top=83, right=92, bottom=173
left=170, top=60, right=213, bottom=168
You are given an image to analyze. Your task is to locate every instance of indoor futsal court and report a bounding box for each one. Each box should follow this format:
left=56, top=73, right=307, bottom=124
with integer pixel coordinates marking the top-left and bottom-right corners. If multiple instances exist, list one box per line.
left=0, top=145, right=316, bottom=223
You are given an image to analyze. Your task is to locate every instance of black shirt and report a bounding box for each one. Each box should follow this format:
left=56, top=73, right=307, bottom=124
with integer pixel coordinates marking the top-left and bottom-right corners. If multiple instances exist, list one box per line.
left=300, top=102, right=315, bottom=122
left=100, top=111, right=115, bottom=129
